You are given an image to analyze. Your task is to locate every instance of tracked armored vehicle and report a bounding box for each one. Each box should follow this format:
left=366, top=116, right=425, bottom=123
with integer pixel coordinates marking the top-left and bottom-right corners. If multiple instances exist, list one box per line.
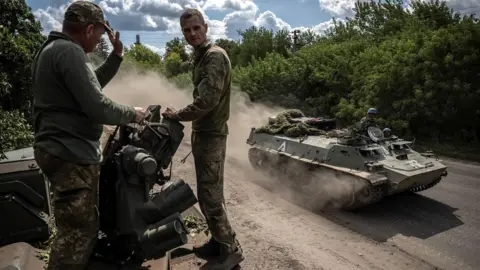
left=246, top=110, right=448, bottom=210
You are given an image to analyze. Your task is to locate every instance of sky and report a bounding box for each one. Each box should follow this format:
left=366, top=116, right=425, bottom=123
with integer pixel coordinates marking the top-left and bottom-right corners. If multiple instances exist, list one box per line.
left=27, top=0, right=478, bottom=56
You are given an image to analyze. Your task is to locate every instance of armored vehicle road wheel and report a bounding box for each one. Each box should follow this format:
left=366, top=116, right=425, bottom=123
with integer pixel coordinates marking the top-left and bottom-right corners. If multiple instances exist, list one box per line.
left=247, top=147, right=386, bottom=211
left=248, top=147, right=267, bottom=170
left=408, top=176, right=442, bottom=193
left=341, top=184, right=385, bottom=211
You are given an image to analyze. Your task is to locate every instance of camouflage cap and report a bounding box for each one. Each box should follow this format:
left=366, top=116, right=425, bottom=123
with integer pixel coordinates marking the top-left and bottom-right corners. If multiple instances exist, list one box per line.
left=64, top=1, right=113, bottom=33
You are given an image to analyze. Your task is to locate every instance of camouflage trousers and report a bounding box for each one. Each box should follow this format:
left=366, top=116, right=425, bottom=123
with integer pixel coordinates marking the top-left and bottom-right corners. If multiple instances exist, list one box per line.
left=191, top=132, right=237, bottom=251
left=34, top=147, right=100, bottom=270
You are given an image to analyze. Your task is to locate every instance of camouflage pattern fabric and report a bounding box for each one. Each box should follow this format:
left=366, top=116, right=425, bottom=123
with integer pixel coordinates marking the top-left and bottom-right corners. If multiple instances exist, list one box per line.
left=64, top=0, right=112, bottom=32
left=326, top=128, right=351, bottom=138
left=191, top=132, right=237, bottom=252
left=254, top=109, right=327, bottom=137
left=33, top=147, right=100, bottom=270
left=176, top=42, right=232, bottom=135
left=349, top=116, right=378, bottom=137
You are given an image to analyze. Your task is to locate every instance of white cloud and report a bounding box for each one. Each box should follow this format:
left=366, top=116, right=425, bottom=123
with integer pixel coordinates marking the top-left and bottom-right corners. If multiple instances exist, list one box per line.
left=318, top=0, right=369, bottom=17
left=143, top=43, right=166, bottom=55
left=206, top=19, right=228, bottom=40
left=202, top=0, right=258, bottom=12
left=413, top=0, right=479, bottom=14
left=32, top=0, right=299, bottom=46
left=38, top=0, right=451, bottom=54
left=319, top=0, right=480, bottom=17
left=34, top=7, right=63, bottom=33
left=291, top=17, right=344, bottom=38
left=255, top=11, right=291, bottom=33
left=221, top=9, right=293, bottom=39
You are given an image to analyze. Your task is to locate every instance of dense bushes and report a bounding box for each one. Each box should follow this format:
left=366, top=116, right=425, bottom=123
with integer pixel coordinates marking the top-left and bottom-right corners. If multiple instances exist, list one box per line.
left=0, top=0, right=45, bottom=157
left=230, top=0, right=480, bottom=147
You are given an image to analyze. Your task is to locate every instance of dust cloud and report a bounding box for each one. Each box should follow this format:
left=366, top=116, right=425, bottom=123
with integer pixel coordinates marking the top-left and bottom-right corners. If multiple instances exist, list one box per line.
left=103, top=66, right=282, bottom=161
left=102, top=67, right=367, bottom=211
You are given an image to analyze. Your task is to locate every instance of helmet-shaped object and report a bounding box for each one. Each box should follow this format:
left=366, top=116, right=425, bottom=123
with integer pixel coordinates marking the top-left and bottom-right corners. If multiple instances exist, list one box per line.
left=367, top=108, right=377, bottom=114
left=383, top=127, right=391, bottom=133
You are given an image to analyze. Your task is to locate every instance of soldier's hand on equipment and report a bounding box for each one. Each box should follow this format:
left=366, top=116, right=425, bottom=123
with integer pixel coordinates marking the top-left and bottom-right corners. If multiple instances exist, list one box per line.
left=134, top=107, right=146, bottom=123
left=162, top=107, right=180, bottom=121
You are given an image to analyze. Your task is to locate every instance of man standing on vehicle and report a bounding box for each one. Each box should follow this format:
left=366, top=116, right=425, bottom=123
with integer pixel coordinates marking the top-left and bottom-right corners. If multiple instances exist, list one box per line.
left=161, top=8, right=244, bottom=269
left=31, top=1, right=146, bottom=269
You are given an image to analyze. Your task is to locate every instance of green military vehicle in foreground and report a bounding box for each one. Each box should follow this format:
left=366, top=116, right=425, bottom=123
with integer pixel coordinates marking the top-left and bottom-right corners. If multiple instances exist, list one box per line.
left=246, top=110, right=448, bottom=210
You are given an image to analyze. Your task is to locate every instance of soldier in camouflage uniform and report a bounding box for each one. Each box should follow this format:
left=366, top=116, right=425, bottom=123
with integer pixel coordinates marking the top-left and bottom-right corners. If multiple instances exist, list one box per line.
left=162, top=8, right=244, bottom=270
left=360, top=108, right=378, bottom=127
left=31, top=1, right=146, bottom=269
left=351, top=107, right=379, bottom=136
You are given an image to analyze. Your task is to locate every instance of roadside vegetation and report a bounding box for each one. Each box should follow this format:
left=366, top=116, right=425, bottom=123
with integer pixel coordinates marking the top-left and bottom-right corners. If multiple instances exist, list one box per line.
left=1, top=0, right=480, bottom=161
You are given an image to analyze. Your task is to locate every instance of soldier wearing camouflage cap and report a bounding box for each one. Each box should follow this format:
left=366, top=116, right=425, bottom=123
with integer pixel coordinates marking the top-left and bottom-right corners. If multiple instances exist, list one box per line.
left=31, top=1, right=146, bottom=269
left=162, top=8, right=244, bottom=270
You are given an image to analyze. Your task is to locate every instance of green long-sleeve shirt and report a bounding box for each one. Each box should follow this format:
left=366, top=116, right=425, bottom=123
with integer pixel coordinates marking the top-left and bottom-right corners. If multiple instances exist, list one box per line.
left=176, top=42, right=232, bottom=135
left=31, top=31, right=136, bottom=164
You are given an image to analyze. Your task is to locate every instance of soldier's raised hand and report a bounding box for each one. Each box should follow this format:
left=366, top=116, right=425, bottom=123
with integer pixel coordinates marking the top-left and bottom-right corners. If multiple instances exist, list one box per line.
left=108, top=30, right=124, bottom=57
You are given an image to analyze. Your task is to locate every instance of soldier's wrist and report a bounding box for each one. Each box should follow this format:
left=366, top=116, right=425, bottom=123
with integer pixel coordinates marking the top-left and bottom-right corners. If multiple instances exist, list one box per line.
left=173, top=112, right=181, bottom=121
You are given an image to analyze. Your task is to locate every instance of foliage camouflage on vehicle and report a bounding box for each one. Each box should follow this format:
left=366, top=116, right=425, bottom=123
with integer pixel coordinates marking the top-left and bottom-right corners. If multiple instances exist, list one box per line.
left=254, top=109, right=328, bottom=137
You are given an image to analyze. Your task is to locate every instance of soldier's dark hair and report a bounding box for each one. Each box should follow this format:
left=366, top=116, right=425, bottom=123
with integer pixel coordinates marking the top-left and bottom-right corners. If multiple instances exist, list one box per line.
left=180, top=8, right=205, bottom=27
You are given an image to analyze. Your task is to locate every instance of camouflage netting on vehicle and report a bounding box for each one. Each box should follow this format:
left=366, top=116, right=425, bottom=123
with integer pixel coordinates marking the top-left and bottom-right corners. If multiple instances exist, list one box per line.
left=326, top=128, right=351, bottom=138
left=254, top=109, right=328, bottom=137
left=254, top=109, right=352, bottom=138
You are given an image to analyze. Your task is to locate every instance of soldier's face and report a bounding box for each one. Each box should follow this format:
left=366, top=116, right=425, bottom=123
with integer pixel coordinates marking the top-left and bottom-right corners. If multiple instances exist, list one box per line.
left=181, top=16, right=208, bottom=47
left=82, top=23, right=106, bottom=53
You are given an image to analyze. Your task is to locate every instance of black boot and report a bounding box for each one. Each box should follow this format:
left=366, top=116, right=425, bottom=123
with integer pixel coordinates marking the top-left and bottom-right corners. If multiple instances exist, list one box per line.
left=193, top=237, right=222, bottom=260
left=200, top=238, right=244, bottom=270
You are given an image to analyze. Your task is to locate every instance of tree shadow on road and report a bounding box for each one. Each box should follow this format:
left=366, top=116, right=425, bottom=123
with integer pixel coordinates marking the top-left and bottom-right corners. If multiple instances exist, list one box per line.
left=235, top=154, right=464, bottom=243
left=244, top=166, right=464, bottom=242
left=316, top=191, right=464, bottom=242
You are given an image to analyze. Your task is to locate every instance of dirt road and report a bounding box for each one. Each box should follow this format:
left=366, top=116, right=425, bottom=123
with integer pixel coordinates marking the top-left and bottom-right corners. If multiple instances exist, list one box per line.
left=103, top=72, right=457, bottom=270
left=321, top=158, right=480, bottom=270
left=172, top=140, right=437, bottom=270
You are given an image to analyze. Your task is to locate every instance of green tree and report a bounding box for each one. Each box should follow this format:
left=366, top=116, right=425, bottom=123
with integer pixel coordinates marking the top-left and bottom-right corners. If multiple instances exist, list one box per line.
left=231, top=0, right=480, bottom=149
left=235, top=26, right=275, bottom=67
left=0, top=0, right=45, bottom=120
left=273, top=29, right=293, bottom=58
left=295, top=29, right=320, bottom=50
left=164, top=52, right=190, bottom=78
left=164, top=37, right=189, bottom=62
left=123, top=43, right=163, bottom=72
left=214, top=38, right=240, bottom=66
left=0, top=108, right=34, bottom=159
left=0, top=0, right=45, bottom=157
